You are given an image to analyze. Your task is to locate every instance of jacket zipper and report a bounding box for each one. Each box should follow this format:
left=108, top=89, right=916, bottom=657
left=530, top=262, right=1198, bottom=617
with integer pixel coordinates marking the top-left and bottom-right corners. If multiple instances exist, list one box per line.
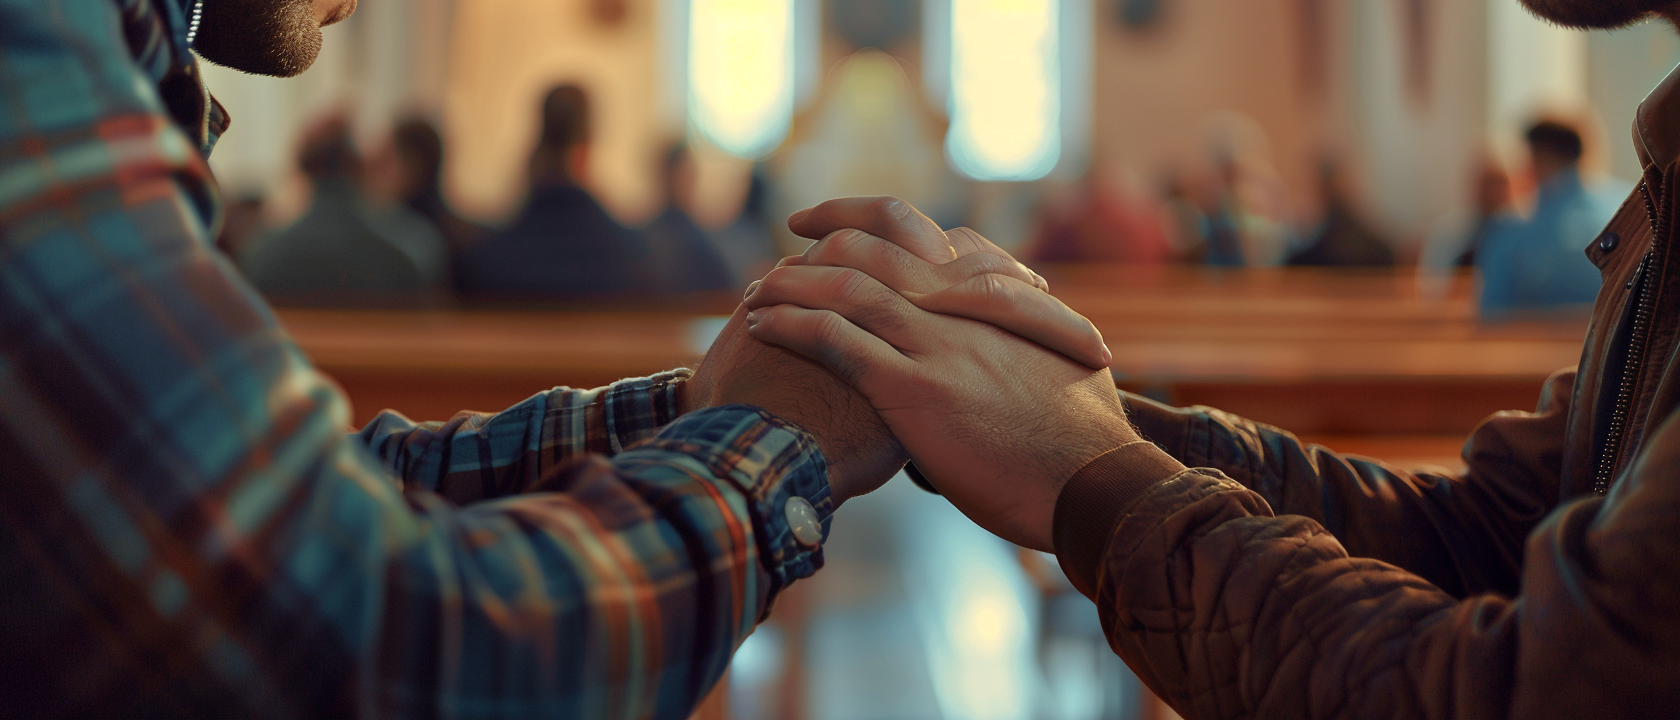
left=1596, top=183, right=1663, bottom=495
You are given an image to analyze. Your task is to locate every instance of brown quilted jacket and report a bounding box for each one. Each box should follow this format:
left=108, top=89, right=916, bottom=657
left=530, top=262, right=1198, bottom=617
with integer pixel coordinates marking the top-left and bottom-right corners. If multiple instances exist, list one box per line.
left=1052, top=165, right=1680, bottom=719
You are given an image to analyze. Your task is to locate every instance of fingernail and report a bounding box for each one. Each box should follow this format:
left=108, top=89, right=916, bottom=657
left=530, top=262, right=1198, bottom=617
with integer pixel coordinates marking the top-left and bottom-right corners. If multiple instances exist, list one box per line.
left=1102, top=343, right=1113, bottom=365
left=746, top=311, right=762, bottom=329
left=1033, top=272, right=1049, bottom=291
left=789, top=208, right=812, bottom=225
left=744, top=280, right=761, bottom=299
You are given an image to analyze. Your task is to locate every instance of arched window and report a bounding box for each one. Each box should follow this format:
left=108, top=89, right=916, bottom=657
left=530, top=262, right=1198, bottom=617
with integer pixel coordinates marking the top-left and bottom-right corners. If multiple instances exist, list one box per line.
left=927, top=0, right=1089, bottom=182
left=947, top=0, right=1060, bottom=180
left=686, top=0, right=796, bottom=158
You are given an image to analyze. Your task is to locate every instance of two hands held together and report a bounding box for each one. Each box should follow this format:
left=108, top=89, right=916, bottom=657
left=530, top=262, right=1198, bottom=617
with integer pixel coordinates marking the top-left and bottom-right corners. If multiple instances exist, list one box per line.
left=686, top=197, right=1138, bottom=552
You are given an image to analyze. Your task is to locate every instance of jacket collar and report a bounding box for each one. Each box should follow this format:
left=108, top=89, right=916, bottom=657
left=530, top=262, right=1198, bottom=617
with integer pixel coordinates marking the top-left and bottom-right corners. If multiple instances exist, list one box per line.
left=1635, top=61, right=1680, bottom=172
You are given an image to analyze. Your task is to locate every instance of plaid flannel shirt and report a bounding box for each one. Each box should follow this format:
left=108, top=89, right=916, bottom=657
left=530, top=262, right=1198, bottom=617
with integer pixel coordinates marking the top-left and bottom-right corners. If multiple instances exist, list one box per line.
left=0, top=1, right=833, bottom=717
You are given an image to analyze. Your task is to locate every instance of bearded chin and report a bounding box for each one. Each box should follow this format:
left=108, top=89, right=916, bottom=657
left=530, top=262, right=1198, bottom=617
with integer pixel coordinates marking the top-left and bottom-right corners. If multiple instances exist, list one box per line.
left=193, top=0, right=324, bottom=78
left=1518, top=0, right=1664, bottom=30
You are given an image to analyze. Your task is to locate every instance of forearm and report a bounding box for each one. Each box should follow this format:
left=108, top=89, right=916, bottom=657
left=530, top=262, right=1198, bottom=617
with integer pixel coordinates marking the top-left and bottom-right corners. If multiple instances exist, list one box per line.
left=1120, top=384, right=1567, bottom=597
left=358, top=369, right=692, bottom=504
left=1054, top=457, right=1679, bottom=720
left=369, top=406, right=833, bottom=717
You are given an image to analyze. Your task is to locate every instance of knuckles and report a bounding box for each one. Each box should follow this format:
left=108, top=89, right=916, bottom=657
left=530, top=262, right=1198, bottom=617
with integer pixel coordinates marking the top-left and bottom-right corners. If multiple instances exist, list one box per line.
left=824, top=268, right=912, bottom=333
left=756, top=266, right=801, bottom=301
left=807, top=229, right=868, bottom=266
left=947, top=253, right=1011, bottom=282
left=807, top=310, right=854, bottom=364
left=819, top=267, right=873, bottom=303
left=874, top=197, right=913, bottom=224
left=871, top=235, right=923, bottom=280
left=968, top=273, right=1018, bottom=307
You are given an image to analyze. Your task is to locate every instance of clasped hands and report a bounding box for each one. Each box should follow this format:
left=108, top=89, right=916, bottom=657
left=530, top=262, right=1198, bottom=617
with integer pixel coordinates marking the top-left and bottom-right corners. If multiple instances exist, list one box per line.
left=685, top=197, right=1139, bottom=552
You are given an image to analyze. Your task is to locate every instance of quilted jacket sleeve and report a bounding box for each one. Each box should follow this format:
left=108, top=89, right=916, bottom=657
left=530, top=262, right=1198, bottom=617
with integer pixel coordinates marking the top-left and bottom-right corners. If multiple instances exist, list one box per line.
left=1053, top=382, right=1679, bottom=719
left=1115, top=370, right=1574, bottom=598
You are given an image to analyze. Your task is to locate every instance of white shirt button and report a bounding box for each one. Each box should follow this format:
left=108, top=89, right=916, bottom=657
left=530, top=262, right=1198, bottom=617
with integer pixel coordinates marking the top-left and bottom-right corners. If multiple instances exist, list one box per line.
left=784, top=497, right=823, bottom=547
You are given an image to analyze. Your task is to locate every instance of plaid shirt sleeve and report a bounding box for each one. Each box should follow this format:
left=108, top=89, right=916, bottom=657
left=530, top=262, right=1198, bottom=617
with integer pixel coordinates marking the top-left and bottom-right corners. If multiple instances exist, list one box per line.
left=0, top=2, right=834, bottom=718
left=356, top=369, right=696, bottom=505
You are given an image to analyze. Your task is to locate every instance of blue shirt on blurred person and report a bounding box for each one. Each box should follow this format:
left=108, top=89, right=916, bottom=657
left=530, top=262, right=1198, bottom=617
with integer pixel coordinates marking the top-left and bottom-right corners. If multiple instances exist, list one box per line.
left=1478, top=168, right=1625, bottom=317
left=1478, top=120, right=1625, bottom=318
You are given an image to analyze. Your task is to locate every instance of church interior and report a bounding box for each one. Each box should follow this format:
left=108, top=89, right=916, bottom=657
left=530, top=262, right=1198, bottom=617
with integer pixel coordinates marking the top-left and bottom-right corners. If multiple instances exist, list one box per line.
left=190, top=1, right=1678, bottom=718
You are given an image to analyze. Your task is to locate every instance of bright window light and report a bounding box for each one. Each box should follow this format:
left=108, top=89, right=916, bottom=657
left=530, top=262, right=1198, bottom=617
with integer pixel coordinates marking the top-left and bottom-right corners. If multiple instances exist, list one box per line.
left=946, top=0, right=1062, bottom=181
left=688, top=0, right=794, bottom=159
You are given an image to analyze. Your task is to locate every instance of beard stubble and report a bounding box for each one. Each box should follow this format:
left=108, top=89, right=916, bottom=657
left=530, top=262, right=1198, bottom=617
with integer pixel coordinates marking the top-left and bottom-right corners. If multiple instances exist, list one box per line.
left=193, top=0, right=324, bottom=78
left=1518, top=0, right=1671, bottom=30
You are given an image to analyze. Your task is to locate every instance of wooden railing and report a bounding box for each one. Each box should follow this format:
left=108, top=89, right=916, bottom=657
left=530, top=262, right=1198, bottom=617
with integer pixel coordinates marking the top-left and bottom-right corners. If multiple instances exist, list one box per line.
left=281, top=266, right=1588, bottom=468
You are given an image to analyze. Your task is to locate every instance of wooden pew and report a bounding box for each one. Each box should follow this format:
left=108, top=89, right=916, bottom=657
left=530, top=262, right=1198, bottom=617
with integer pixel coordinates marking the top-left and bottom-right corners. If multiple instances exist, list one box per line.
left=278, top=267, right=1589, bottom=469
left=1048, top=265, right=1585, bottom=442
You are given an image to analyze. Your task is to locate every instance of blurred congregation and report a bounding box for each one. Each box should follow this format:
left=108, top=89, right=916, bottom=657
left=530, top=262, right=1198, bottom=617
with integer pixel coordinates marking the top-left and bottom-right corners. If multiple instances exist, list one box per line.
left=164, top=1, right=1679, bottom=719
left=206, top=0, right=1673, bottom=318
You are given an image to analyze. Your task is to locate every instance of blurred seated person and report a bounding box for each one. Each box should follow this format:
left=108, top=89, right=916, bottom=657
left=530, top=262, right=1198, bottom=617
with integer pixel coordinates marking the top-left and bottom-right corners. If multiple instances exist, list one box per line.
left=1416, top=157, right=1522, bottom=300
left=458, top=84, right=653, bottom=301
left=1478, top=120, right=1626, bottom=317
left=1024, top=166, right=1176, bottom=265
left=1288, top=157, right=1396, bottom=267
left=241, top=116, right=448, bottom=305
left=1176, top=116, right=1299, bottom=267
left=214, top=193, right=266, bottom=260
left=643, top=143, right=735, bottom=293
left=367, top=117, right=488, bottom=291
left=1455, top=158, right=1520, bottom=267
left=711, top=173, right=783, bottom=286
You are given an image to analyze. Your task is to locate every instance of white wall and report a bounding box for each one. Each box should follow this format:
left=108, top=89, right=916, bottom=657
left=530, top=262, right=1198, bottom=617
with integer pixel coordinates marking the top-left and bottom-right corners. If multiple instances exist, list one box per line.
left=1486, top=0, right=1587, bottom=156
left=1346, top=0, right=1486, bottom=247
left=1589, top=22, right=1680, bottom=180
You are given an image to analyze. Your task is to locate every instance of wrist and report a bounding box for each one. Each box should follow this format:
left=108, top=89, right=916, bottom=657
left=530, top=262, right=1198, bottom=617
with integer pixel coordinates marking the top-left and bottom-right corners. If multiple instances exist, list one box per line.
left=676, top=372, right=712, bottom=416
left=1051, top=440, right=1187, bottom=598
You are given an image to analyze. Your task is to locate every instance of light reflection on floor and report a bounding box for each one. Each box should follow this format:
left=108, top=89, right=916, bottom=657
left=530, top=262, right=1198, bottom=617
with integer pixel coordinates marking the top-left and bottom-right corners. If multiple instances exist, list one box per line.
left=731, top=474, right=1143, bottom=720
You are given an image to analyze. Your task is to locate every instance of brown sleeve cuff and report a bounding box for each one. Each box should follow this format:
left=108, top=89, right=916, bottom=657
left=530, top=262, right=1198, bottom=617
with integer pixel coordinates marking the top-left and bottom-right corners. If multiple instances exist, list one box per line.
left=1120, top=392, right=1196, bottom=462
left=1053, top=440, right=1188, bottom=598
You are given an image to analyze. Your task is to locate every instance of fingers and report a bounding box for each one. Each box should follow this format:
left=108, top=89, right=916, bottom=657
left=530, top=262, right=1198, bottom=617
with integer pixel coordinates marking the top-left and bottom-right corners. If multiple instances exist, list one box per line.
left=916, top=274, right=1112, bottom=370
left=795, top=229, right=1043, bottom=295
left=788, top=196, right=953, bottom=263
left=947, top=227, right=1049, bottom=291
left=786, top=195, right=1050, bottom=291
left=745, top=265, right=927, bottom=350
left=744, top=305, right=913, bottom=399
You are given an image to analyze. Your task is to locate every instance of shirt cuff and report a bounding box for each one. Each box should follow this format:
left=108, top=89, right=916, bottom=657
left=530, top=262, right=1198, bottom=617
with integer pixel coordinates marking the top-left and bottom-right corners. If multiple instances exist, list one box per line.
left=639, top=405, right=833, bottom=596
left=601, top=369, right=694, bottom=453
left=1121, top=391, right=1198, bottom=463
left=1053, top=440, right=1188, bottom=598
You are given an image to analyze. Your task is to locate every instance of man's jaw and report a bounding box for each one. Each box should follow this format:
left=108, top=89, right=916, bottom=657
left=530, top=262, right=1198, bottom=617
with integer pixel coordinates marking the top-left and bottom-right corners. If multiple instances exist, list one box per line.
left=1519, top=0, right=1674, bottom=30
left=193, top=0, right=327, bottom=78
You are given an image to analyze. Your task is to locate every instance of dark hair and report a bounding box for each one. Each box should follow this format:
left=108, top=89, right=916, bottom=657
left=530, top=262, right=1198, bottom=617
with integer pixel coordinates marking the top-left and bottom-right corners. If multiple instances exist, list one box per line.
left=662, top=142, right=688, bottom=174
left=392, top=118, right=445, bottom=196
left=539, top=84, right=591, bottom=150
left=1525, top=120, right=1584, bottom=164
left=298, top=116, right=360, bottom=181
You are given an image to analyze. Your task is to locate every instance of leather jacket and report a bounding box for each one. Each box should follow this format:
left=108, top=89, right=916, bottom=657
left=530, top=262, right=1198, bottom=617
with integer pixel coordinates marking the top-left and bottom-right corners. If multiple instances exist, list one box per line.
left=1050, top=165, right=1680, bottom=719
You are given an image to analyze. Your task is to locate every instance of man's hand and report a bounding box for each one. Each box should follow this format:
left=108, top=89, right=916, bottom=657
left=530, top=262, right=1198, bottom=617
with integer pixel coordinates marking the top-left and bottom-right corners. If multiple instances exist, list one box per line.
left=741, top=250, right=1136, bottom=552
left=778, top=227, right=1110, bottom=370
left=683, top=303, right=907, bottom=505
left=686, top=196, right=1092, bottom=506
